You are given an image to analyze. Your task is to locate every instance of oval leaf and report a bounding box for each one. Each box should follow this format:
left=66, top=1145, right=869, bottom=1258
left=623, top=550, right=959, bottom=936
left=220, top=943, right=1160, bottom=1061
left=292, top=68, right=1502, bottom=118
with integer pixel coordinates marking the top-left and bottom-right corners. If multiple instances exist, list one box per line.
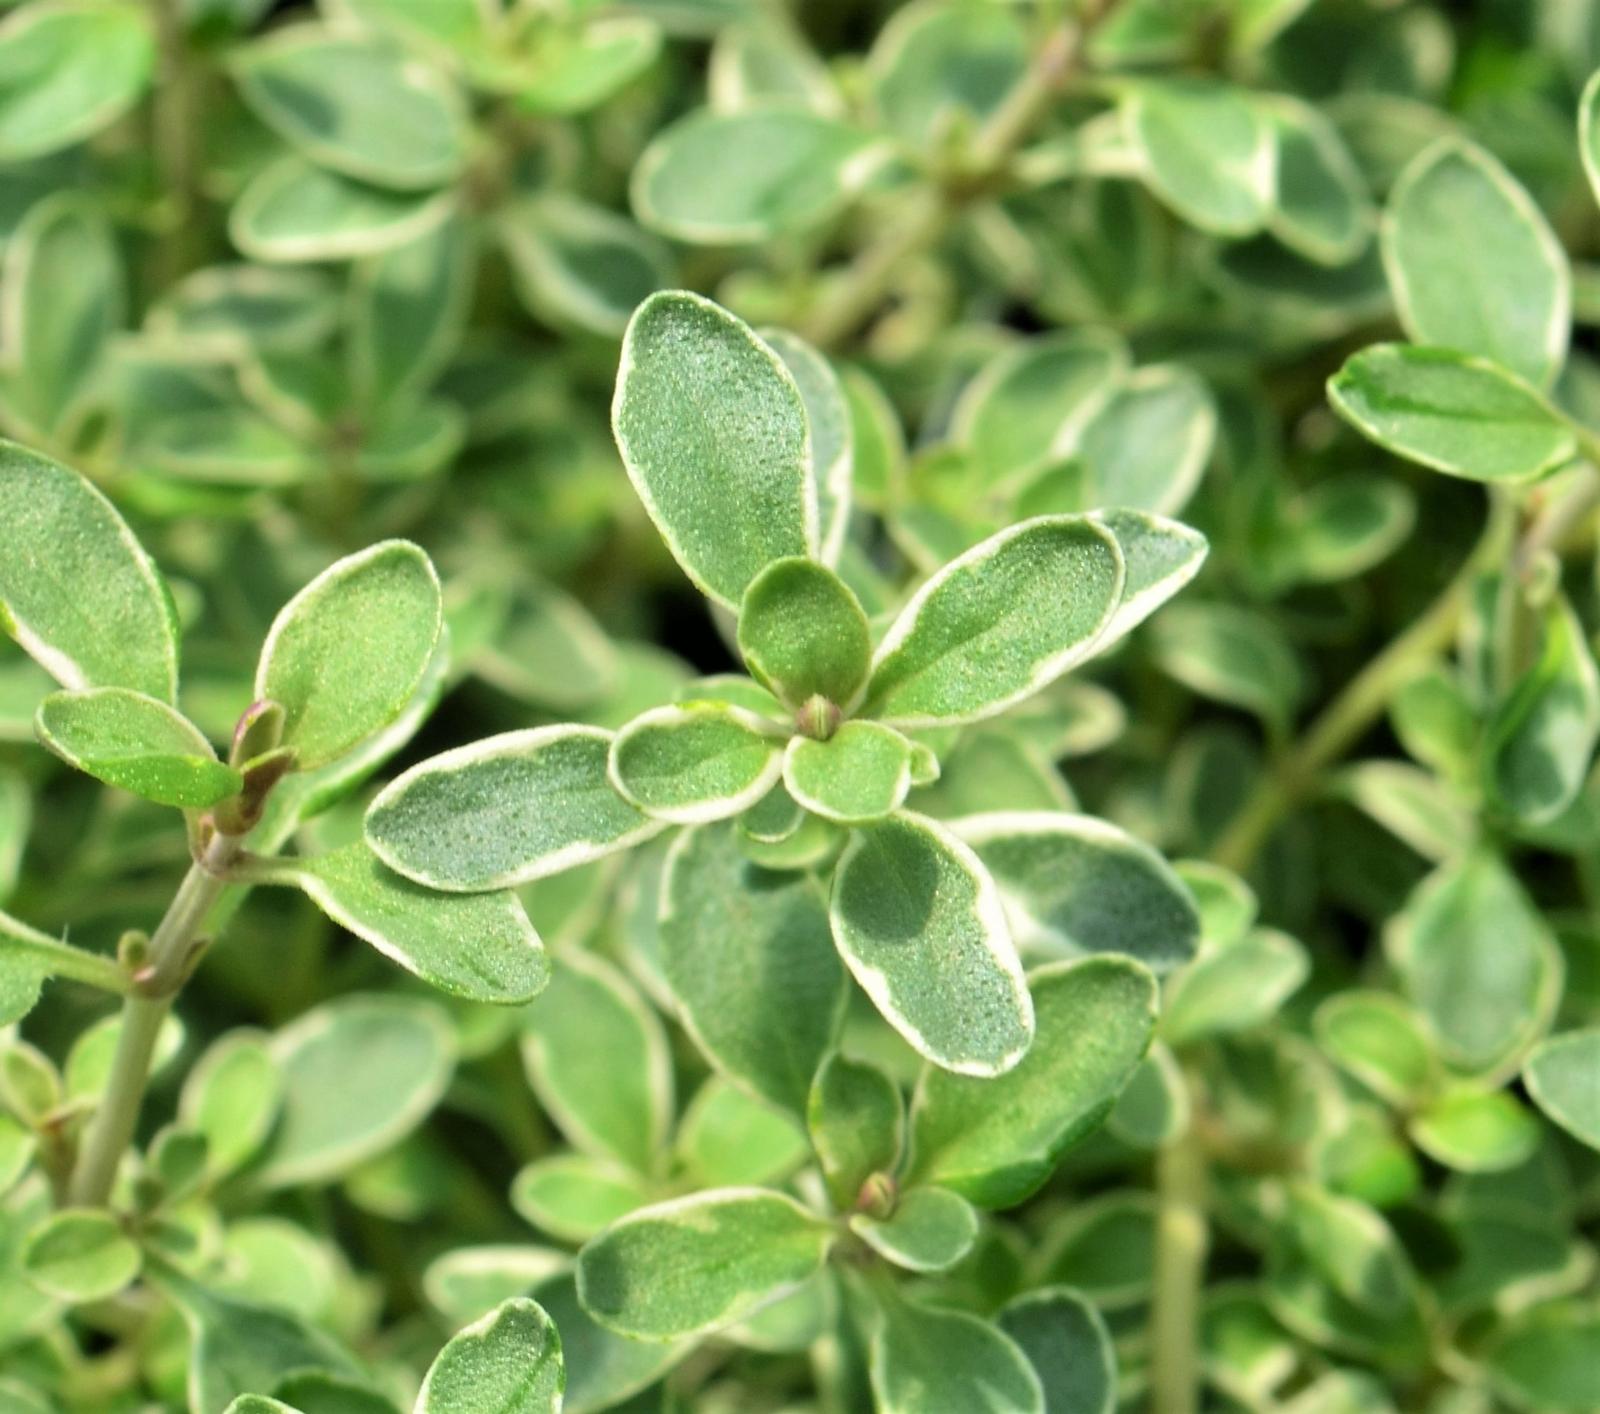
left=415, top=1297, right=563, bottom=1414
left=784, top=721, right=917, bottom=824
left=609, top=702, right=783, bottom=824
left=738, top=557, right=870, bottom=711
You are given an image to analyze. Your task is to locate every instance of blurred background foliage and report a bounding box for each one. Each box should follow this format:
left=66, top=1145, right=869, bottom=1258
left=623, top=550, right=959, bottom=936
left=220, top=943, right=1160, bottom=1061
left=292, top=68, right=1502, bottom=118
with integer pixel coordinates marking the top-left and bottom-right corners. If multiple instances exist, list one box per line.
left=1, top=0, right=1599, bottom=1410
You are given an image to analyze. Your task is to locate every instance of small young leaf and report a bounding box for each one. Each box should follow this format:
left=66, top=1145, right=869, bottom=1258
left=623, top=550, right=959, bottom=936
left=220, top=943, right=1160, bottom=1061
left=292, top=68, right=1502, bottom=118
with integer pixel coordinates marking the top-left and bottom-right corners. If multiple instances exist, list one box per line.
left=908, top=957, right=1157, bottom=1208
left=831, top=812, right=1032, bottom=1077
left=1314, top=991, right=1436, bottom=1108
left=0, top=441, right=179, bottom=701
left=366, top=726, right=662, bottom=891
left=954, top=812, right=1200, bottom=973
left=632, top=109, right=879, bottom=243
left=231, top=26, right=469, bottom=190
left=661, top=823, right=846, bottom=1113
left=0, top=0, right=154, bottom=159
left=256, top=541, right=441, bottom=770
left=850, top=1187, right=978, bottom=1273
left=609, top=702, right=783, bottom=823
left=870, top=1295, right=1044, bottom=1414
left=738, top=558, right=871, bottom=711
left=179, top=1033, right=282, bottom=1179
left=1523, top=1028, right=1600, bottom=1152
left=36, top=688, right=241, bottom=808
left=807, top=1053, right=904, bottom=1209
left=784, top=722, right=918, bottom=824
left=255, top=995, right=455, bottom=1189
left=1409, top=1088, right=1540, bottom=1173
left=576, top=1188, right=834, bottom=1340
left=1483, top=593, right=1600, bottom=825
left=285, top=843, right=550, bottom=1005
left=21, top=1208, right=141, bottom=1303
left=997, top=1288, right=1117, bottom=1414
left=512, top=1154, right=655, bottom=1243
left=614, top=291, right=815, bottom=608
left=864, top=517, right=1124, bottom=728
left=1328, top=345, right=1576, bottom=483
left=415, top=1298, right=563, bottom=1414
left=1121, top=80, right=1273, bottom=236
left=523, top=950, right=672, bottom=1173
left=1382, top=138, right=1568, bottom=388
left=1162, top=929, right=1309, bottom=1045
left=1398, top=851, right=1558, bottom=1074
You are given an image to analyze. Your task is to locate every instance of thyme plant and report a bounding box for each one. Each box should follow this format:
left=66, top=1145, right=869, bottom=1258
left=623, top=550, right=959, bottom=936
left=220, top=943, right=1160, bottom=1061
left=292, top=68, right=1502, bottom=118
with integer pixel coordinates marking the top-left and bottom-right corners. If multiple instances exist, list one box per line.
left=0, top=1, right=1597, bottom=1413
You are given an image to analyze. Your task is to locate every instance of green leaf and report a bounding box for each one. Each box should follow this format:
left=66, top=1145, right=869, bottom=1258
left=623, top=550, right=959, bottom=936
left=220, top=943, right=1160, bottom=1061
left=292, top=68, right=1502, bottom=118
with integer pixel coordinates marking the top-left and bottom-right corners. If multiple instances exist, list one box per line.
left=831, top=812, right=1032, bottom=1076
left=869, top=1294, right=1044, bottom=1414
left=415, top=1298, right=563, bottom=1414
left=1524, top=1028, right=1600, bottom=1151
left=1059, top=365, right=1216, bottom=517
left=257, top=540, right=441, bottom=771
left=180, top=1033, right=282, bottom=1179
left=1122, top=80, right=1273, bottom=236
left=677, top=1078, right=808, bottom=1188
left=255, top=995, right=454, bottom=1188
left=576, top=1188, right=834, bottom=1340
left=498, top=192, right=672, bottom=339
left=869, top=1, right=1026, bottom=148
left=0, top=441, right=179, bottom=701
left=156, top=1266, right=362, bottom=1414
left=954, top=812, right=1200, bottom=974
left=1313, top=991, right=1436, bottom=1108
left=1484, top=594, right=1600, bottom=825
left=997, top=1288, right=1117, bottom=1414
left=230, top=158, right=457, bottom=263
left=35, top=688, right=240, bottom=808
left=760, top=331, right=853, bottom=564
left=0, top=0, right=154, bottom=159
left=1282, top=476, right=1415, bottom=585
left=864, top=516, right=1124, bottom=728
left=348, top=217, right=471, bottom=414
left=1410, top=1088, right=1540, bottom=1173
left=1263, top=95, right=1374, bottom=267
left=1582, top=67, right=1600, bottom=209
left=2, top=195, right=122, bottom=440
left=1382, top=139, right=1568, bottom=388
left=1483, top=1303, right=1600, bottom=1414
left=1328, top=344, right=1576, bottom=483
left=952, top=330, right=1129, bottom=488
left=522, top=950, right=672, bottom=1172
left=366, top=726, right=662, bottom=891
left=1150, top=603, right=1303, bottom=733
left=1089, top=509, right=1208, bottom=649
left=231, top=26, right=468, bottom=190
left=147, top=263, right=338, bottom=356
left=533, top=1272, right=688, bottom=1414
left=512, top=1154, right=655, bottom=1243
left=613, top=291, right=815, bottom=609
left=1284, top=1184, right=1418, bottom=1318
left=1162, top=928, right=1308, bottom=1046
left=422, top=1246, right=567, bottom=1326
left=1398, top=851, right=1559, bottom=1074
left=660, top=823, right=846, bottom=1113
left=850, top=1187, right=978, bottom=1273
left=784, top=722, right=919, bottom=824
left=908, top=957, right=1157, bottom=1208
left=20, top=1209, right=140, bottom=1303
left=284, top=843, right=549, bottom=1005
left=610, top=702, right=784, bottom=823
left=738, top=558, right=870, bottom=713
left=632, top=108, right=880, bottom=243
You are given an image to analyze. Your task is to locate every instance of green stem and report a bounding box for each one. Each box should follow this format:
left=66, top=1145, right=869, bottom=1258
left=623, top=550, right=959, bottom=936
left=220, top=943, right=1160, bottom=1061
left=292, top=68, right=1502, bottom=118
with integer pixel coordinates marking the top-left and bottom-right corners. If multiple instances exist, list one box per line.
left=146, top=0, right=201, bottom=283
left=0, top=912, right=130, bottom=996
left=67, top=831, right=240, bottom=1208
left=1208, top=497, right=1521, bottom=874
left=1150, top=1131, right=1207, bottom=1414
left=800, top=5, right=1105, bottom=349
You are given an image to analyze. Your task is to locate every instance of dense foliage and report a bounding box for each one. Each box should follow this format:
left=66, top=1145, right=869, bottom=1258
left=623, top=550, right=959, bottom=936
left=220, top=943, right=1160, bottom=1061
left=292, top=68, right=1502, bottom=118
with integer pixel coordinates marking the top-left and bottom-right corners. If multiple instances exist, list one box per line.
left=0, top=0, right=1598, bottom=1410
